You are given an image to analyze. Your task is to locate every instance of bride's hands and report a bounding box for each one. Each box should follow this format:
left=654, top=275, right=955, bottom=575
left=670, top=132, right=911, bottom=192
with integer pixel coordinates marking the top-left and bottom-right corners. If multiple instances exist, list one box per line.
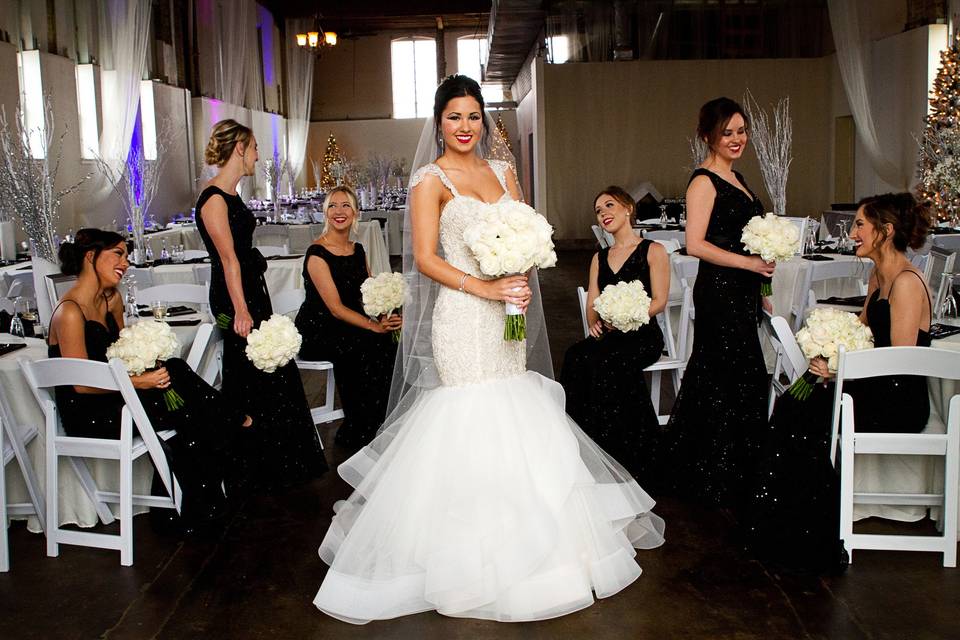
left=480, top=275, right=532, bottom=312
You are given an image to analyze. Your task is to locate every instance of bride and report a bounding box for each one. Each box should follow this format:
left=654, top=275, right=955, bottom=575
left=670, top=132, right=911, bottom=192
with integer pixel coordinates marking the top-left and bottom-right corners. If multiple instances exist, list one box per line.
left=313, top=75, right=665, bottom=624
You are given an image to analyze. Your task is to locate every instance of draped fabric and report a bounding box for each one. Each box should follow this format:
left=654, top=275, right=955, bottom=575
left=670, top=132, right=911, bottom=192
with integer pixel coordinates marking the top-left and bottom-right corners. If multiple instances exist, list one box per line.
left=96, top=0, right=152, bottom=191
left=284, top=19, right=315, bottom=184
left=827, top=0, right=911, bottom=189
left=217, top=0, right=258, bottom=108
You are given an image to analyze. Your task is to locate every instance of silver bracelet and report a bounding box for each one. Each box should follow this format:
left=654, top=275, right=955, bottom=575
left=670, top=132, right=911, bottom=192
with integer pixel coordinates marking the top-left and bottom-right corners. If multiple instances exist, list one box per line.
left=458, top=273, right=469, bottom=292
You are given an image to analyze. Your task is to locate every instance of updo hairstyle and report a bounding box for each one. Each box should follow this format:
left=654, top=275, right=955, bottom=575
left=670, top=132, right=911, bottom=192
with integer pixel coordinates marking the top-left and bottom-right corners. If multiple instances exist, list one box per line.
left=433, top=75, right=489, bottom=148
left=204, top=119, right=253, bottom=167
left=697, top=97, right=750, bottom=148
left=594, top=186, right=636, bottom=224
left=58, top=228, right=126, bottom=276
left=858, top=192, right=932, bottom=252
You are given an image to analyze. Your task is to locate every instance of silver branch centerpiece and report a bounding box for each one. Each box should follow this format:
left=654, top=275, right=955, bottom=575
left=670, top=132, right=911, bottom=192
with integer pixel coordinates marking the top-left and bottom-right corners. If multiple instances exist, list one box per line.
left=917, top=125, right=960, bottom=226
left=262, top=153, right=291, bottom=223
left=743, top=90, right=793, bottom=216
left=94, top=120, right=172, bottom=264
left=686, top=135, right=708, bottom=172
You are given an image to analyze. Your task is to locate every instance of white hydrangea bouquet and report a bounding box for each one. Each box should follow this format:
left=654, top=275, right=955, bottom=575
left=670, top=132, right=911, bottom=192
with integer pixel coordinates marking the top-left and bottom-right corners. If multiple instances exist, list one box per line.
left=245, top=314, right=303, bottom=373
left=106, top=320, right=185, bottom=411
left=740, top=212, right=800, bottom=296
left=360, top=271, right=408, bottom=343
left=463, top=201, right=557, bottom=341
left=592, top=280, right=652, bottom=335
left=788, top=308, right=874, bottom=401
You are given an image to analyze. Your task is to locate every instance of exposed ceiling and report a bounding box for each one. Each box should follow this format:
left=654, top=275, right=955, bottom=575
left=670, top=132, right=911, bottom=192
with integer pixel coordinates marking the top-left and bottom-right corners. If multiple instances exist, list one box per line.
left=485, top=0, right=545, bottom=83
left=261, top=1, right=492, bottom=33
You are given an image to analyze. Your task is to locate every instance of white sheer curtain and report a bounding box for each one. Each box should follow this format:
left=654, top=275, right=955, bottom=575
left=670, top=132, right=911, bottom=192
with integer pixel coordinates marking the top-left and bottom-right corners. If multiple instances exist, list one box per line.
left=96, top=0, right=152, bottom=189
left=285, top=19, right=315, bottom=183
left=827, top=0, right=910, bottom=189
left=217, top=0, right=257, bottom=107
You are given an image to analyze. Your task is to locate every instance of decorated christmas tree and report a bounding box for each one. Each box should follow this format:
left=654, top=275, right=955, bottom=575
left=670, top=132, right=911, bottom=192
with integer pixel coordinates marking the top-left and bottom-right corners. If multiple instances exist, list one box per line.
left=917, top=32, right=960, bottom=223
left=320, top=132, right=345, bottom=190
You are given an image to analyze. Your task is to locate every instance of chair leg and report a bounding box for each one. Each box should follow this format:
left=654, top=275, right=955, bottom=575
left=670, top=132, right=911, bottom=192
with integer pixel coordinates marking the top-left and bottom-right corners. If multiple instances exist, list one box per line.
left=942, top=424, right=959, bottom=567
left=650, top=371, right=661, bottom=417
left=839, top=435, right=855, bottom=565
left=119, top=444, right=133, bottom=567
left=1, top=447, right=9, bottom=572
left=46, top=440, right=59, bottom=558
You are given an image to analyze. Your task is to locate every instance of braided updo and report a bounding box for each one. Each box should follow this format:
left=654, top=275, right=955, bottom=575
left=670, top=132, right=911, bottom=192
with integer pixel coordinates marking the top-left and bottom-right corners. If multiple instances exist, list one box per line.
left=204, top=119, right=253, bottom=167
left=858, top=192, right=932, bottom=252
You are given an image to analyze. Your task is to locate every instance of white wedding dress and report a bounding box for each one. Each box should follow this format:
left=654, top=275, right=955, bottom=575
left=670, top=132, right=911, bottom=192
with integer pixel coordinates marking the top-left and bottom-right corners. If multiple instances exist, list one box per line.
left=313, top=160, right=665, bottom=624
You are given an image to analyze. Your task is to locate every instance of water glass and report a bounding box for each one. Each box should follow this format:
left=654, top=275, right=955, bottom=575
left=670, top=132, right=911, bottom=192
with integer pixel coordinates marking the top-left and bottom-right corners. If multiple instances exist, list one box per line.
left=151, top=300, right=168, bottom=321
left=9, top=297, right=25, bottom=337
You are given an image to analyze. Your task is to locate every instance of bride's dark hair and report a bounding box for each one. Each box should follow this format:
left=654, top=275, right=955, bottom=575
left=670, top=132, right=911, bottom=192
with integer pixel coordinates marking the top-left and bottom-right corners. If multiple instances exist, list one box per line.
left=433, top=75, right=490, bottom=147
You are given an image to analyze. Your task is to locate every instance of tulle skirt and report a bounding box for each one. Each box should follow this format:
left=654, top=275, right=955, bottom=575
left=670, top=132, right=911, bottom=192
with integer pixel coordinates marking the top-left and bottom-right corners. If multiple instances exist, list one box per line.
left=313, top=371, right=665, bottom=624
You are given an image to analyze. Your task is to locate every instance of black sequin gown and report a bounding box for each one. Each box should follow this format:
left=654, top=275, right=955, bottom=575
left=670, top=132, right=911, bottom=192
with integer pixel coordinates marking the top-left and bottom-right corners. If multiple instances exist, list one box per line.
left=295, top=243, right=397, bottom=449
left=560, top=241, right=665, bottom=483
left=746, top=272, right=932, bottom=573
left=196, top=186, right=327, bottom=489
left=663, top=169, right=767, bottom=509
left=49, top=302, right=246, bottom=526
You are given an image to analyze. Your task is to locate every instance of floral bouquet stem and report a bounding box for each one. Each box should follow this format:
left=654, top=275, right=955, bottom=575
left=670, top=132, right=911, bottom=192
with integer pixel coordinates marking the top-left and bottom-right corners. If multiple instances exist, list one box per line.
left=504, top=301, right=526, bottom=341
left=163, top=387, right=185, bottom=411
left=216, top=313, right=232, bottom=330
left=761, top=275, right=773, bottom=297
left=787, top=370, right=819, bottom=401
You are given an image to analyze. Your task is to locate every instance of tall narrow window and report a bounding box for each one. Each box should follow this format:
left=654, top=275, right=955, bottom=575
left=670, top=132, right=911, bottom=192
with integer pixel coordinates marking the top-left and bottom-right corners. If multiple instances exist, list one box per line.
left=75, top=64, right=99, bottom=159
left=139, top=80, right=157, bottom=160
left=16, top=50, right=46, bottom=159
left=548, top=35, right=570, bottom=64
left=391, top=38, right=437, bottom=118
left=457, top=37, right=504, bottom=104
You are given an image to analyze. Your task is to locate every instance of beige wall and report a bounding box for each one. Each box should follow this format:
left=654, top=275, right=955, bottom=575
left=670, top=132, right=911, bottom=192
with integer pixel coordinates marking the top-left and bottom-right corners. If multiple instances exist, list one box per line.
left=542, top=58, right=834, bottom=239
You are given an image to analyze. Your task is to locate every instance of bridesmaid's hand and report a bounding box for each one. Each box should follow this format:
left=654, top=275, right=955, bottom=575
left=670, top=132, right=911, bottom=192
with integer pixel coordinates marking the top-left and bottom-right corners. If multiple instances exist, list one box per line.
left=132, top=367, right=171, bottom=390
left=744, top=256, right=776, bottom=277
left=808, top=357, right=834, bottom=380
left=761, top=297, right=773, bottom=315
left=589, top=319, right=605, bottom=338
left=233, top=308, right=254, bottom=338
left=380, top=313, right=402, bottom=332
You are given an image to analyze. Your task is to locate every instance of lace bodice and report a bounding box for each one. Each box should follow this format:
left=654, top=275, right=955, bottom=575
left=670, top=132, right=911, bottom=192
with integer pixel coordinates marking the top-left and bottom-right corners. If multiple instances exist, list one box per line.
left=411, top=160, right=526, bottom=386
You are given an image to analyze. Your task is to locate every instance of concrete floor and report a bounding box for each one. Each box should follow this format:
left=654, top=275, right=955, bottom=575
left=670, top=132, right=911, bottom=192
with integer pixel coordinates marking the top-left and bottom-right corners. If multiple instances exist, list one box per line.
left=3, top=249, right=959, bottom=639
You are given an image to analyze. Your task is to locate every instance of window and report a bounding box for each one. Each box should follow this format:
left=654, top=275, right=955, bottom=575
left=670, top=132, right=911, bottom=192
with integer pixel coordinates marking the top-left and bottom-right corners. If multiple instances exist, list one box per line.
left=75, top=64, right=99, bottom=160
left=456, top=37, right=504, bottom=104
left=391, top=38, right=437, bottom=119
left=16, top=50, right=46, bottom=159
left=547, top=35, right=570, bottom=64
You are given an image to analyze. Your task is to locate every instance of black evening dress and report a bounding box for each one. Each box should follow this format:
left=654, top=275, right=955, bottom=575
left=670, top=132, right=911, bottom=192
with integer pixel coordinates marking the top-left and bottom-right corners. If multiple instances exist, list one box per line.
left=663, top=169, right=767, bottom=509
left=746, top=270, right=932, bottom=573
left=560, top=240, right=665, bottom=484
left=295, top=243, right=397, bottom=449
left=49, top=301, right=247, bottom=526
left=196, top=186, right=327, bottom=489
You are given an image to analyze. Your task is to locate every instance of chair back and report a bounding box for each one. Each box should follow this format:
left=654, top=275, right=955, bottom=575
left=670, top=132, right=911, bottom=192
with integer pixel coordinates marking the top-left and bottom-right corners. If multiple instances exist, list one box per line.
left=768, top=314, right=806, bottom=382
left=830, top=347, right=960, bottom=464
left=924, top=246, right=956, bottom=284
left=126, top=267, right=154, bottom=289
left=136, top=283, right=209, bottom=308
left=590, top=225, right=610, bottom=249
left=256, top=244, right=289, bottom=257
left=272, top=288, right=306, bottom=316
left=649, top=238, right=681, bottom=254
left=643, top=230, right=685, bottom=247
left=933, top=235, right=960, bottom=252
left=672, top=256, right=699, bottom=289
left=185, top=323, right=223, bottom=386
left=193, top=264, right=212, bottom=286
left=791, top=259, right=872, bottom=330
left=181, top=250, right=208, bottom=260
left=19, top=357, right=176, bottom=499
left=576, top=286, right=589, bottom=338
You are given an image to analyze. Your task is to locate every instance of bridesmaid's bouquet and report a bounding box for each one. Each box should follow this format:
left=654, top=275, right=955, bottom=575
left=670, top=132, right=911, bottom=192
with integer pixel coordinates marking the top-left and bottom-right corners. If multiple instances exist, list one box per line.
left=245, top=314, right=303, bottom=373
left=740, top=212, right=800, bottom=296
left=360, top=272, right=408, bottom=343
left=592, top=280, right=652, bottom=335
left=463, top=201, right=557, bottom=341
left=106, top=320, right=185, bottom=411
left=788, top=308, right=874, bottom=401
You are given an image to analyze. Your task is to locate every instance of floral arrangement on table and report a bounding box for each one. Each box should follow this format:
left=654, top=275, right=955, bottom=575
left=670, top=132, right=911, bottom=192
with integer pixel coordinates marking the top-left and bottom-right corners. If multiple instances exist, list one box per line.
left=787, top=308, right=874, bottom=401
left=463, top=201, right=557, bottom=341
left=262, top=153, right=291, bottom=221
left=361, top=271, right=408, bottom=343
left=244, top=314, right=302, bottom=373
left=106, top=320, right=185, bottom=411
left=593, top=280, right=652, bottom=335
left=743, top=89, right=792, bottom=217
left=740, top=212, right=800, bottom=296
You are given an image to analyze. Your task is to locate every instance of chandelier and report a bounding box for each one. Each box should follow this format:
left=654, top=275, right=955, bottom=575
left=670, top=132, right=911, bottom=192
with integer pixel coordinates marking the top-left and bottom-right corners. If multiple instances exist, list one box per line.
left=295, top=15, right=337, bottom=54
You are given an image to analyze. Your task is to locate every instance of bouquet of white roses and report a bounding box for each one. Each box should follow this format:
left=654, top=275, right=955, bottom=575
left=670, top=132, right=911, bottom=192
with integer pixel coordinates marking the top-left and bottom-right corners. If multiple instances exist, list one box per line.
left=463, top=200, right=557, bottom=341
left=788, top=308, right=874, bottom=401
left=740, top=212, right=800, bottom=296
left=592, top=280, right=652, bottom=334
left=106, top=320, right=185, bottom=411
left=245, top=314, right=303, bottom=373
left=360, top=271, right=408, bottom=343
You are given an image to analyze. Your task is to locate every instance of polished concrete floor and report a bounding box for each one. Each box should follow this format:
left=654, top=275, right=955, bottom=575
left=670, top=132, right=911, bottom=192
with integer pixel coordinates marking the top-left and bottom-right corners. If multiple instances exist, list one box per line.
left=3, top=249, right=959, bottom=640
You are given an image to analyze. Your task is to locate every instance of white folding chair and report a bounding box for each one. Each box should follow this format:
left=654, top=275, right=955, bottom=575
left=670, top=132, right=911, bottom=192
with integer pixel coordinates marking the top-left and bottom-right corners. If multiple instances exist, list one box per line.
left=643, top=229, right=686, bottom=247
left=256, top=244, right=290, bottom=257
left=272, top=288, right=343, bottom=431
left=781, top=216, right=818, bottom=254
left=0, top=383, right=45, bottom=571
left=182, top=249, right=208, bottom=261
left=136, top=283, right=211, bottom=319
left=830, top=346, right=960, bottom=567
left=591, top=225, right=610, bottom=249
left=791, top=260, right=872, bottom=331
left=125, top=266, right=154, bottom=289
left=193, top=264, right=212, bottom=286
left=761, top=313, right=807, bottom=417
left=923, top=246, right=956, bottom=286
left=576, top=286, right=685, bottom=425
left=933, top=235, right=960, bottom=253
left=20, top=357, right=180, bottom=566
left=672, top=257, right=699, bottom=360
left=185, top=323, right=224, bottom=388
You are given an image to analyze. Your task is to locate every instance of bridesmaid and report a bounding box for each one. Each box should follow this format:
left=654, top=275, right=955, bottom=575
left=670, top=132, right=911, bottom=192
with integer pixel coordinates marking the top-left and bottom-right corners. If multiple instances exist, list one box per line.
left=295, top=186, right=401, bottom=449
left=746, top=193, right=933, bottom=574
left=196, top=119, right=327, bottom=490
left=48, top=229, right=250, bottom=530
left=560, top=186, right=669, bottom=483
left=663, top=97, right=775, bottom=509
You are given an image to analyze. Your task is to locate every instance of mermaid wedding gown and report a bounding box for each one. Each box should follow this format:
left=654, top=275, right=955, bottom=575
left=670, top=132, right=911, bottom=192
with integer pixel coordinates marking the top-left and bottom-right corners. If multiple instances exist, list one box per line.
left=313, top=161, right=665, bottom=624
